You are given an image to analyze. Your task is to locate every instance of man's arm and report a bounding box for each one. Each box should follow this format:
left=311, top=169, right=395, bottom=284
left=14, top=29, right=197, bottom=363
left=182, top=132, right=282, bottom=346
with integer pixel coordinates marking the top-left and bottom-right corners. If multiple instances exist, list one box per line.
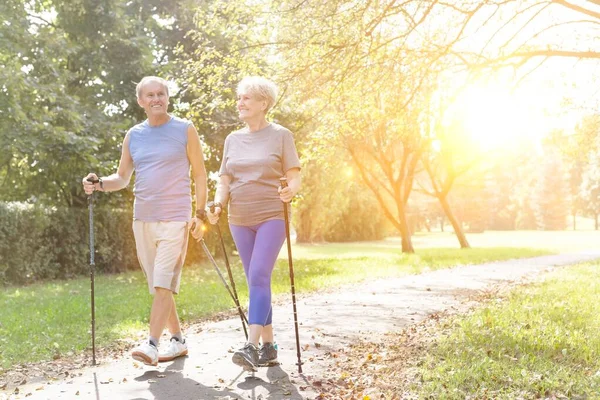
left=82, top=133, right=134, bottom=193
left=187, top=124, right=207, bottom=239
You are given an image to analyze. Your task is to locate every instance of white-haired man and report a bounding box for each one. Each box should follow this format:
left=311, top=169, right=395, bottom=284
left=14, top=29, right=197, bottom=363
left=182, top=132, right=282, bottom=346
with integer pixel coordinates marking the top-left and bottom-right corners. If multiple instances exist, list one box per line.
left=82, top=76, right=207, bottom=365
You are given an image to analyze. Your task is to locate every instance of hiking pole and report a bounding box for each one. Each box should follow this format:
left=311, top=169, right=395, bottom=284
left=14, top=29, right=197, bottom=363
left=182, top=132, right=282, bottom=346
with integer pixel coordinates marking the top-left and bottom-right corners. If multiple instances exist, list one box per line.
left=208, top=201, right=248, bottom=340
left=280, top=177, right=302, bottom=373
left=199, top=239, right=249, bottom=325
left=192, top=219, right=249, bottom=325
left=86, top=177, right=98, bottom=366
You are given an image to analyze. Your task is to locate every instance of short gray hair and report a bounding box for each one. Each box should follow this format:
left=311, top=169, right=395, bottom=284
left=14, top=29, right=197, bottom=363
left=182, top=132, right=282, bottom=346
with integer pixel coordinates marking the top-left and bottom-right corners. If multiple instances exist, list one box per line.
left=136, top=76, right=169, bottom=98
left=237, top=76, right=278, bottom=112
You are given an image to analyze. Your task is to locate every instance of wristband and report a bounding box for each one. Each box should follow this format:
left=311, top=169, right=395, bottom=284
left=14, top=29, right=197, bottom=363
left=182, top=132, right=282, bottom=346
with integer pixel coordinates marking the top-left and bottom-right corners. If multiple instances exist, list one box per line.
left=195, top=209, right=207, bottom=221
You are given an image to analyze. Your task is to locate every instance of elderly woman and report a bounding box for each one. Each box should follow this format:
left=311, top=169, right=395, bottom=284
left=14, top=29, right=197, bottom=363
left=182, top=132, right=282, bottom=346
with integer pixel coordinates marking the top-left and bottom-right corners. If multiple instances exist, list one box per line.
left=207, top=76, right=301, bottom=371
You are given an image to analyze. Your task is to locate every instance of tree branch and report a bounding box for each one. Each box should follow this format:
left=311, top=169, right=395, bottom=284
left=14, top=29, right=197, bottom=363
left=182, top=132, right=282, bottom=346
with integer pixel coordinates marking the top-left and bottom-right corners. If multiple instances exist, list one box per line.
left=552, top=0, right=600, bottom=19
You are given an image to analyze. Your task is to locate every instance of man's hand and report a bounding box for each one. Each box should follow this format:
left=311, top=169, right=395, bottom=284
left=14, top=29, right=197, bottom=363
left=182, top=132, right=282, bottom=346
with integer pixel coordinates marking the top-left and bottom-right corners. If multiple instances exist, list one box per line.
left=82, top=173, right=100, bottom=195
left=190, top=217, right=205, bottom=242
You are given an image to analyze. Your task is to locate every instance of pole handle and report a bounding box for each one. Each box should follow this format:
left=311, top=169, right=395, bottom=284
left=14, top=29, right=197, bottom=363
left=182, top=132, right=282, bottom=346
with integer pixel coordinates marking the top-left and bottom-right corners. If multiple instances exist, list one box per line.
left=207, top=201, right=223, bottom=214
left=279, top=177, right=288, bottom=188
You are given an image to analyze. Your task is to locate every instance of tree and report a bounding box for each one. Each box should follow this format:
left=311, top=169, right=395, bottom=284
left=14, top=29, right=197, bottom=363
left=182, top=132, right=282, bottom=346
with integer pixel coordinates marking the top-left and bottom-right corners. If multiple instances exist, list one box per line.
left=534, top=147, right=569, bottom=230
left=0, top=0, right=197, bottom=207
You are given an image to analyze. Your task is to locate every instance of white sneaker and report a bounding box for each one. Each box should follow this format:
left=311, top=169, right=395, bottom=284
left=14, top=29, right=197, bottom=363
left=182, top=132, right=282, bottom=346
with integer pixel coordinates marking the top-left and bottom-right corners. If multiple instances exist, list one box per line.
left=131, top=342, right=158, bottom=366
left=158, top=338, right=188, bottom=362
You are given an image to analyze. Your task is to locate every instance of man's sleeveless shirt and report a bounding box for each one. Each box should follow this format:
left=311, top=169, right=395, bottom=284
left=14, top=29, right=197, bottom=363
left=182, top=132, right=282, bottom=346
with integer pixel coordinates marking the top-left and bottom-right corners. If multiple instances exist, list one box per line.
left=128, top=116, right=192, bottom=222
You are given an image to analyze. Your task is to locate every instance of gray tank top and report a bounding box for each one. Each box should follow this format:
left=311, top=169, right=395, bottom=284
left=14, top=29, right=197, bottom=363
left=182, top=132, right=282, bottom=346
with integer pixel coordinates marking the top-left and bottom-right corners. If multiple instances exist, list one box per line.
left=128, top=116, right=192, bottom=222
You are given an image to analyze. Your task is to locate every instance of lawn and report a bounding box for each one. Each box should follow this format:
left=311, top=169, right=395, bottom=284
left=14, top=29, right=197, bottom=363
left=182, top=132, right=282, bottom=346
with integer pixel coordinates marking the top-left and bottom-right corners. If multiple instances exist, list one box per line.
left=2, top=230, right=584, bottom=370
left=413, top=261, right=600, bottom=399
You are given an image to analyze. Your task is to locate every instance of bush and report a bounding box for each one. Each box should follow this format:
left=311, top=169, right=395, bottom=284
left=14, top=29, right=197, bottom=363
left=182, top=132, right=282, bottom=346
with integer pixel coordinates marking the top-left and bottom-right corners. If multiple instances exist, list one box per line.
left=0, top=202, right=232, bottom=286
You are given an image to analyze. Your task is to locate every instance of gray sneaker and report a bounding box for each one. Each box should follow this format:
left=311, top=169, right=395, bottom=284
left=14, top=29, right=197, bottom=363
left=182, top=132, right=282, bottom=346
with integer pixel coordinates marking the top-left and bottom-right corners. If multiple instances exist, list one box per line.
left=232, top=343, right=259, bottom=372
left=258, top=342, right=279, bottom=367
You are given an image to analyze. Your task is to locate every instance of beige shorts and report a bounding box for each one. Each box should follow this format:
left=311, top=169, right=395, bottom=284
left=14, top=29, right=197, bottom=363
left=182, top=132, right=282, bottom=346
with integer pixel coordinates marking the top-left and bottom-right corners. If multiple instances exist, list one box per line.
left=132, top=220, right=189, bottom=295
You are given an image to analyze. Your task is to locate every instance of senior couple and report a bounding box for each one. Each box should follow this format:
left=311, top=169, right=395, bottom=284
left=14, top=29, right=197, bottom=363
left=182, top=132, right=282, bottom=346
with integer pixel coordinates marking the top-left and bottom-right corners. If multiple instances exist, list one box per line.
left=82, top=75, right=301, bottom=372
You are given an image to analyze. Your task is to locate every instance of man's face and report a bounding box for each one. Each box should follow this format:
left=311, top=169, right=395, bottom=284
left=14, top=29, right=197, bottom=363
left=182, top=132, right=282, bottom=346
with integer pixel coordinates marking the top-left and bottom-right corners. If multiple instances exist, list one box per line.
left=137, top=81, right=169, bottom=117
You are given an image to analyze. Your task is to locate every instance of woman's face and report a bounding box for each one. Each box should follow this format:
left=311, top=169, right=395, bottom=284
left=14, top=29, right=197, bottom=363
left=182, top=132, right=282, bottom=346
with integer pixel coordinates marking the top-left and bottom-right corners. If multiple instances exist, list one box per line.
left=237, top=90, right=267, bottom=121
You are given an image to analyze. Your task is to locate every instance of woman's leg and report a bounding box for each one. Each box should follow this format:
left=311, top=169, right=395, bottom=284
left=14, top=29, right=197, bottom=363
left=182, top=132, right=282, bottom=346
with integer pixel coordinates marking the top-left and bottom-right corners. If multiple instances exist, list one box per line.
left=230, top=220, right=285, bottom=370
left=229, top=224, right=264, bottom=345
left=246, top=219, right=286, bottom=329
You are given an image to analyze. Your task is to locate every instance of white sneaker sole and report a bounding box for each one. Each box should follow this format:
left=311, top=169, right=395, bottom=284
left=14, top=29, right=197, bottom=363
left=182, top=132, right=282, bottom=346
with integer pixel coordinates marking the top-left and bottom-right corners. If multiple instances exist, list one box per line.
left=158, top=349, right=188, bottom=362
left=132, top=351, right=158, bottom=366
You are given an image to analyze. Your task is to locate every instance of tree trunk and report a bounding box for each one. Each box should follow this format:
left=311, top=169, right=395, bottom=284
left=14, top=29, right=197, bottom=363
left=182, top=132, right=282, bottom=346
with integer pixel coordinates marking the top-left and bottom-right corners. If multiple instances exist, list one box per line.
left=398, top=202, right=414, bottom=253
left=438, top=195, right=470, bottom=248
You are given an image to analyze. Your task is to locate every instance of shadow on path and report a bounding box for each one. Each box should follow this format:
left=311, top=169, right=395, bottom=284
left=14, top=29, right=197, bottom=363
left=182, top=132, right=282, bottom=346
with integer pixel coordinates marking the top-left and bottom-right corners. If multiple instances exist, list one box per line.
left=236, top=365, right=306, bottom=400
left=133, top=357, right=243, bottom=400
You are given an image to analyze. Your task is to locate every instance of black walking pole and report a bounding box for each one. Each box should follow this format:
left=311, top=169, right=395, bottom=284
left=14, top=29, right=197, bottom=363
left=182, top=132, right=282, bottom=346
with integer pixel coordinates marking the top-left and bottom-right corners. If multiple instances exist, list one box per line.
left=208, top=201, right=248, bottom=339
left=193, top=217, right=249, bottom=325
left=86, top=177, right=98, bottom=366
left=280, top=177, right=303, bottom=373
left=198, top=238, right=249, bottom=325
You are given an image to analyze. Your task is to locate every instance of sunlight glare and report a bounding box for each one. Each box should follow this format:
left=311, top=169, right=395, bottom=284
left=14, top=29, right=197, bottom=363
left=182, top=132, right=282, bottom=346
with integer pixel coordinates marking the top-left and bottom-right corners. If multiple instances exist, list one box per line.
left=449, top=83, right=551, bottom=151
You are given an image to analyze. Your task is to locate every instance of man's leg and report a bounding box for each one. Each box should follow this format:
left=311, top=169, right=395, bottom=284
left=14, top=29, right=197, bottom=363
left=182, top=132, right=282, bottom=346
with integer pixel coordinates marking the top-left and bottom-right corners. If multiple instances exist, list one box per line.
left=149, top=287, right=175, bottom=339
left=131, top=221, right=160, bottom=366
left=153, top=221, right=189, bottom=362
left=166, top=298, right=182, bottom=336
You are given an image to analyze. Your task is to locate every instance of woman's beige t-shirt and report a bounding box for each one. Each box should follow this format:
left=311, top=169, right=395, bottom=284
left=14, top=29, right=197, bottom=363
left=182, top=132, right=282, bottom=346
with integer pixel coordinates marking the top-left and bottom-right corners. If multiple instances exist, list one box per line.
left=219, top=123, right=301, bottom=226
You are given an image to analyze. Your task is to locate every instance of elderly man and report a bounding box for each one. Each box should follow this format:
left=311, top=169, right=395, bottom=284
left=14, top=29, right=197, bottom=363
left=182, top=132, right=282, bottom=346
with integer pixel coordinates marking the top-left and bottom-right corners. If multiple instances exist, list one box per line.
left=82, top=76, right=207, bottom=365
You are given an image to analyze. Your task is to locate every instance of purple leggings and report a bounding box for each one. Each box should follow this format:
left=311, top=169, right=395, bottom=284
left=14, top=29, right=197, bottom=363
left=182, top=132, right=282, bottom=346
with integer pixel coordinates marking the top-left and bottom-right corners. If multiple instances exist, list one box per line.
left=229, top=219, right=286, bottom=326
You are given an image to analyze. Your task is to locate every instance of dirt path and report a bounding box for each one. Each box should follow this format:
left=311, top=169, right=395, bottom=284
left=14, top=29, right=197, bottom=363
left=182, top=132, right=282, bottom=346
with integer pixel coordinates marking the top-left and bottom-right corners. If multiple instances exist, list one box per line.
left=4, top=251, right=600, bottom=400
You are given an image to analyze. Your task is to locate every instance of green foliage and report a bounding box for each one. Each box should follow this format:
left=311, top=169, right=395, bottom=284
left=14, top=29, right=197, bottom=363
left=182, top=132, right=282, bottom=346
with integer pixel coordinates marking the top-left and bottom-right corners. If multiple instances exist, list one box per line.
left=415, top=262, right=600, bottom=399
left=324, top=181, right=388, bottom=242
left=0, top=202, right=138, bottom=284
left=170, top=0, right=273, bottom=178
left=0, top=0, right=200, bottom=208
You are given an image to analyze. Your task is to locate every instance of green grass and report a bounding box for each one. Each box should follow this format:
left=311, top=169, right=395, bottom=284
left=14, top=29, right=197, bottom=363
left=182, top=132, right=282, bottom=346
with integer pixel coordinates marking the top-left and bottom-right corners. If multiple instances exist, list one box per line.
left=414, top=261, right=600, bottom=399
left=0, top=243, right=550, bottom=370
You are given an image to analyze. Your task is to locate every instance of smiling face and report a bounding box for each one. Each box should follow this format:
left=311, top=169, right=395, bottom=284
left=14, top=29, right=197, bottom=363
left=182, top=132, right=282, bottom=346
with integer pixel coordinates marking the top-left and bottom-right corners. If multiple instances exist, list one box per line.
left=137, top=80, right=170, bottom=118
left=237, top=90, right=267, bottom=122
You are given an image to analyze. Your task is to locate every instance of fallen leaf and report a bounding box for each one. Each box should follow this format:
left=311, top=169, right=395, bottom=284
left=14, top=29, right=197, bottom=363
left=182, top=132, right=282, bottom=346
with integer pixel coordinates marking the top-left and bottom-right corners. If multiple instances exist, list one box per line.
left=35, top=386, right=44, bottom=391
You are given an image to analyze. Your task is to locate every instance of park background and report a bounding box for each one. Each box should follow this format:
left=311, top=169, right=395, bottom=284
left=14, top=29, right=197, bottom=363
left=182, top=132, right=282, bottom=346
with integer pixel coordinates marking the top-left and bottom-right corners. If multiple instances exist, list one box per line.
left=1, top=1, right=600, bottom=398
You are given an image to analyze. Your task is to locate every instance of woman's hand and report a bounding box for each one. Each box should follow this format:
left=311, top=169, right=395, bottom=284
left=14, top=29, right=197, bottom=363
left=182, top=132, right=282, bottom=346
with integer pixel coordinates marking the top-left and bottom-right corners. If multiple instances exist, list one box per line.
left=207, top=205, right=221, bottom=224
left=278, top=185, right=295, bottom=203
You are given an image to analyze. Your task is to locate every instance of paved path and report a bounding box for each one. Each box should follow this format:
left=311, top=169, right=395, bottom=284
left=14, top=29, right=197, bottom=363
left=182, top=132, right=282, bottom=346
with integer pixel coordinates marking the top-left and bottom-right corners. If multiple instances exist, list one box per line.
left=5, top=251, right=600, bottom=400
